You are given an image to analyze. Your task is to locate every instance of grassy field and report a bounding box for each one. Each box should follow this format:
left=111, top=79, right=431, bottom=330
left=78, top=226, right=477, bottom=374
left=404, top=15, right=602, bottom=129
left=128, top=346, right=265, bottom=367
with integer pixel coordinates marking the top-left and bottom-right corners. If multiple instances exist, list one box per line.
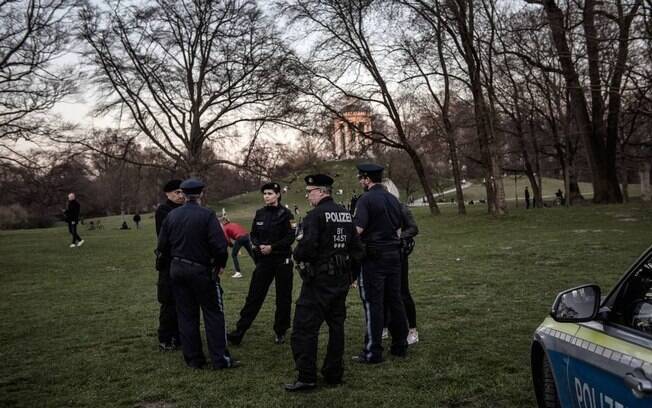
left=1, top=200, right=651, bottom=407
left=217, top=159, right=643, bottom=215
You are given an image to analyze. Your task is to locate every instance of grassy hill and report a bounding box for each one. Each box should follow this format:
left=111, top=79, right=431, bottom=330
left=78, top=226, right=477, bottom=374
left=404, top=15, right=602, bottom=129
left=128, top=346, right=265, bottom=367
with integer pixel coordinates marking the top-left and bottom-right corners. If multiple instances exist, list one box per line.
left=435, top=177, right=596, bottom=203
left=1, top=199, right=651, bottom=407
left=216, top=160, right=368, bottom=221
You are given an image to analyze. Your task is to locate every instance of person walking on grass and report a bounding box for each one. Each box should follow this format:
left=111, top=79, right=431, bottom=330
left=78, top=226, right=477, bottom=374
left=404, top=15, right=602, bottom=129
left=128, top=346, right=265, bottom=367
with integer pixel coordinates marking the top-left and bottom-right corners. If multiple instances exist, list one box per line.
left=227, top=182, right=295, bottom=346
left=219, top=216, right=254, bottom=279
left=133, top=213, right=141, bottom=229
left=64, top=193, right=84, bottom=248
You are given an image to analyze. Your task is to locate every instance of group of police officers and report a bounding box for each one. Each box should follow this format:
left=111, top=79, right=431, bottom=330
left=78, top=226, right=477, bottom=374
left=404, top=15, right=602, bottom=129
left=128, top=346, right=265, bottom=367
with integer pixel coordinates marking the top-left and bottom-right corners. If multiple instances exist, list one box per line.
left=155, top=163, right=417, bottom=391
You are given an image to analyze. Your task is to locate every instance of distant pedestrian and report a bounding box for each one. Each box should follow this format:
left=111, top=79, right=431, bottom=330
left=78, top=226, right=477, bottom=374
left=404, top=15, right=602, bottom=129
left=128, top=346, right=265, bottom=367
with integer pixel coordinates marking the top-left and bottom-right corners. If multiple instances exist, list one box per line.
left=555, top=189, right=565, bottom=206
left=228, top=182, right=295, bottom=346
left=133, top=213, right=141, bottom=229
left=154, top=179, right=184, bottom=351
left=525, top=186, right=531, bottom=209
left=64, top=193, right=84, bottom=248
left=120, top=221, right=130, bottom=230
left=157, top=178, right=237, bottom=370
left=219, top=216, right=254, bottom=279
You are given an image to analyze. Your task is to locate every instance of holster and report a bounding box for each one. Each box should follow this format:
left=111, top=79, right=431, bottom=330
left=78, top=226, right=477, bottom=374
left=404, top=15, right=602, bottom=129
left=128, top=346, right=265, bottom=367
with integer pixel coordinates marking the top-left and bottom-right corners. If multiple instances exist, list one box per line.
left=330, top=254, right=350, bottom=275
left=297, top=262, right=316, bottom=282
left=401, top=238, right=416, bottom=257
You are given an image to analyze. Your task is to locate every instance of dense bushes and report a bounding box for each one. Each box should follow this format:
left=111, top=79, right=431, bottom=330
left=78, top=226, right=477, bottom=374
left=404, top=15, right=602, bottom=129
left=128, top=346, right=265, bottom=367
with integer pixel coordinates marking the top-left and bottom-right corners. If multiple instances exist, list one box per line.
left=0, top=204, right=56, bottom=229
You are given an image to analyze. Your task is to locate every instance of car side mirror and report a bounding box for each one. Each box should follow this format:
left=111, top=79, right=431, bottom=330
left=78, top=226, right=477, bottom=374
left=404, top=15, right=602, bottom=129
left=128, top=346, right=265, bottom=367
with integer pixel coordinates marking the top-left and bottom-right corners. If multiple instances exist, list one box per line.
left=551, top=284, right=601, bottom=323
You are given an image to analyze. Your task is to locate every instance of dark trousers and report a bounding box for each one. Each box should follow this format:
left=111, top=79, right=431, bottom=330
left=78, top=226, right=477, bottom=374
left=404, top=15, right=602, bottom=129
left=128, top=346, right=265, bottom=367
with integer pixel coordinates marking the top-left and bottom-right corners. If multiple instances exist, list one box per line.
left=384, top=253, right=417, bottom=328
left=234, top=257, right=293, bottom=337
left=157, top=268, right=180, bottom=345
left=170, top=260, right=232, bottom=369
left=358, top=250, right=408, bottom=362
left=291, top=273, right=349, bottom=383
left=68, top=222, right=82, bottom=244
left=231, top=235, right=254, bottom=273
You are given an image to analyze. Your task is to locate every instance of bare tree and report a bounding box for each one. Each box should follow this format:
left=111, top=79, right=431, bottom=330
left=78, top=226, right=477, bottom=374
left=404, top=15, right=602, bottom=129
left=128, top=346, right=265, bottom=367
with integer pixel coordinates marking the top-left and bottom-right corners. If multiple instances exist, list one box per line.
left=525, top=0, right=643, bottom=204
left=278, top=0, right=441, bottom=215
left=400, top=0, right=507, bottom=215
left=0, top=0, right=79, bottom=165
left=395, top=5, right=468, bottom=214
left=79, top=0, right=298, bottom=177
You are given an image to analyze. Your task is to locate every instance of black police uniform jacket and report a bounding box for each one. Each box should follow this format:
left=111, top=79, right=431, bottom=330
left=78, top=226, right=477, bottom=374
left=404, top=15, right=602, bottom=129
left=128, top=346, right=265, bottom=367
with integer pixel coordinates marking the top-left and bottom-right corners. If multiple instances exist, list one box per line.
left=353, top=184, right=402, bottom=248
left=157, top=202, right=228, bottom=269
left=250, top=204, right=295, bottom=260
left=294, top=196, right=364, bottom=269
left=155, top=199, right=182, bottom=236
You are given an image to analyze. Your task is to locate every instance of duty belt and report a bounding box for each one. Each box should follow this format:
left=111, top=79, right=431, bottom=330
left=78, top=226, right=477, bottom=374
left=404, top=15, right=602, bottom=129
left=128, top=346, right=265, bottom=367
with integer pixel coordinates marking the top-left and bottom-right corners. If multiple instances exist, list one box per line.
left=172, top=257, right=209, bottom=268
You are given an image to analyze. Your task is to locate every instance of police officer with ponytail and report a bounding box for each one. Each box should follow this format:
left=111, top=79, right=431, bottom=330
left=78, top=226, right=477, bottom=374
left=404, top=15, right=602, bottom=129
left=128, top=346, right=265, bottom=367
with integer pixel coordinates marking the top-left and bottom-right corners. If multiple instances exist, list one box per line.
left=285, top=174, right=364, bottom=392
left=228, top=182, right=295, bottom=346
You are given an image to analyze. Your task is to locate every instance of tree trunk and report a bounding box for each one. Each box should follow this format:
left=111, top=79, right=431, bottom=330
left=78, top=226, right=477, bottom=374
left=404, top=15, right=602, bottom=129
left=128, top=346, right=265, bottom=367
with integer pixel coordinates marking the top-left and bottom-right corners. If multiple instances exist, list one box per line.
left=640, top=162, right=651, bottom=201
left=443, top=118, right=466, bottom=215
left=541, top=0, right=623, bottom=204
left=567, top=160, right=584, bottom=204
left=406, top=145, right=440, bottom=215
left=447, top=0, right=505, bottom=216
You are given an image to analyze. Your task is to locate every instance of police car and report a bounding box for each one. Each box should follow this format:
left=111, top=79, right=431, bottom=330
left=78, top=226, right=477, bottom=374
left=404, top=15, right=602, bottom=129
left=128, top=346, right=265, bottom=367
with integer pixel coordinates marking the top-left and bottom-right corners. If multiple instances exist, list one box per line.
left=531, top=246, right=652, bottom=408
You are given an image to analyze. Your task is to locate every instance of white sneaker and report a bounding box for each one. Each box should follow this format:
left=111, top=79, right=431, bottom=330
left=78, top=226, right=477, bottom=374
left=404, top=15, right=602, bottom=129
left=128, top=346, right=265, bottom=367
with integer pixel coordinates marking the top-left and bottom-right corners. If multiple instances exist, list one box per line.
left=381, top=328, right=389, bottom=339
left=407, top=328, right=419, bottom=345
left=76, top=240, right=85, bottom=247
left=232, top=272, right=243, bottom=278
left=69, top=244, right=76, bottom=248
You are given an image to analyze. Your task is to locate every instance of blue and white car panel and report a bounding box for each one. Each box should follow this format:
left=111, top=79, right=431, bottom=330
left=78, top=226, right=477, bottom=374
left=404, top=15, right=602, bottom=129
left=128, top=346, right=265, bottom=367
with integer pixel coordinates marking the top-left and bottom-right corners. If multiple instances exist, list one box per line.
left=532, top=246, right=652, bottom=408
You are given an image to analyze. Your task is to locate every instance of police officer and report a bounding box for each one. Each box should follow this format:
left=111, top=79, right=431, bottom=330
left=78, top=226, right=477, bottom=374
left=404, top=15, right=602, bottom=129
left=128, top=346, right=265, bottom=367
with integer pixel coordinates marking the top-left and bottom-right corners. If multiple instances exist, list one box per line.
left=228, top=182, right=295, bottom=345
left=157, top=179, right=236, bottom=369
left=154, top=179, right=184, bottom=351
left=285, top=174, right=364, bottom=392
left=353, top=163, right=408, bottom=363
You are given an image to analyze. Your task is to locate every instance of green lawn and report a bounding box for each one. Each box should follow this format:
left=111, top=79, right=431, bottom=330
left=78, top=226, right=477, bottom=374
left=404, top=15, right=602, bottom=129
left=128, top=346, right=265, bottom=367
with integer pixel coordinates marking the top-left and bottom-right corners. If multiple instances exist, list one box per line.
left=1, top=202, right=651, bottom=407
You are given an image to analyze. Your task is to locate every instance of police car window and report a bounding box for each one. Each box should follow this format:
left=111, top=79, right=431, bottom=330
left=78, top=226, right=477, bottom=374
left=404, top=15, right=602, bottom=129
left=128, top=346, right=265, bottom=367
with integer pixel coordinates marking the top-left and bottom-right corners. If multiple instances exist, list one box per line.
left=609, top=254, right=652, bottom=335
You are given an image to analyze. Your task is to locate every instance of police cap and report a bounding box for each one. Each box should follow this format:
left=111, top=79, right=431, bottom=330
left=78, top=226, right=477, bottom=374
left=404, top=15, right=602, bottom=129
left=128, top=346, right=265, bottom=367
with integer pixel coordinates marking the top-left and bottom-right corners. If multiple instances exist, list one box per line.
left=305, top=174, right=334, bottom=189
left=163, top=179, right=182, bottom=192
left=260, top=182, right=281, bottom=194
left=356, top=163, right=384, bottom=178
left=180, top=178, right=205, bottom=195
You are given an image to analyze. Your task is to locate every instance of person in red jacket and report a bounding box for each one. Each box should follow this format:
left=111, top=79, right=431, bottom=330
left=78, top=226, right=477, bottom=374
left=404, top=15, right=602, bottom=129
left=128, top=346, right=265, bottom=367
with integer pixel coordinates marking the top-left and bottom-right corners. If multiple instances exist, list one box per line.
left=219, top=216, right=254, bottom=278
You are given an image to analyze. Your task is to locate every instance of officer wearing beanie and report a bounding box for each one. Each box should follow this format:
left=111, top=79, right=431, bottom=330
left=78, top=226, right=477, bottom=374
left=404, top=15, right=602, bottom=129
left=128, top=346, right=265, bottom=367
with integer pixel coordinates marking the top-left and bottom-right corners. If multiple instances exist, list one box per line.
left=157, top=179, right=237, bottom=370
left=352, top=163, right=408, bottom=363
left=285, top=174, right=364, bottom=392
left=228, top=182, right=295, bottom=346
left=154, top=179, right=184, bottom=351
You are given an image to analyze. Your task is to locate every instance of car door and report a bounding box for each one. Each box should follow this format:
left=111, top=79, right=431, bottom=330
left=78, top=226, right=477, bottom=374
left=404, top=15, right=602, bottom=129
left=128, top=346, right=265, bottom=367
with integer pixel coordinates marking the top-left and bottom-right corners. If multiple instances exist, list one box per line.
left=567, top=249, right=652, bottom=408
